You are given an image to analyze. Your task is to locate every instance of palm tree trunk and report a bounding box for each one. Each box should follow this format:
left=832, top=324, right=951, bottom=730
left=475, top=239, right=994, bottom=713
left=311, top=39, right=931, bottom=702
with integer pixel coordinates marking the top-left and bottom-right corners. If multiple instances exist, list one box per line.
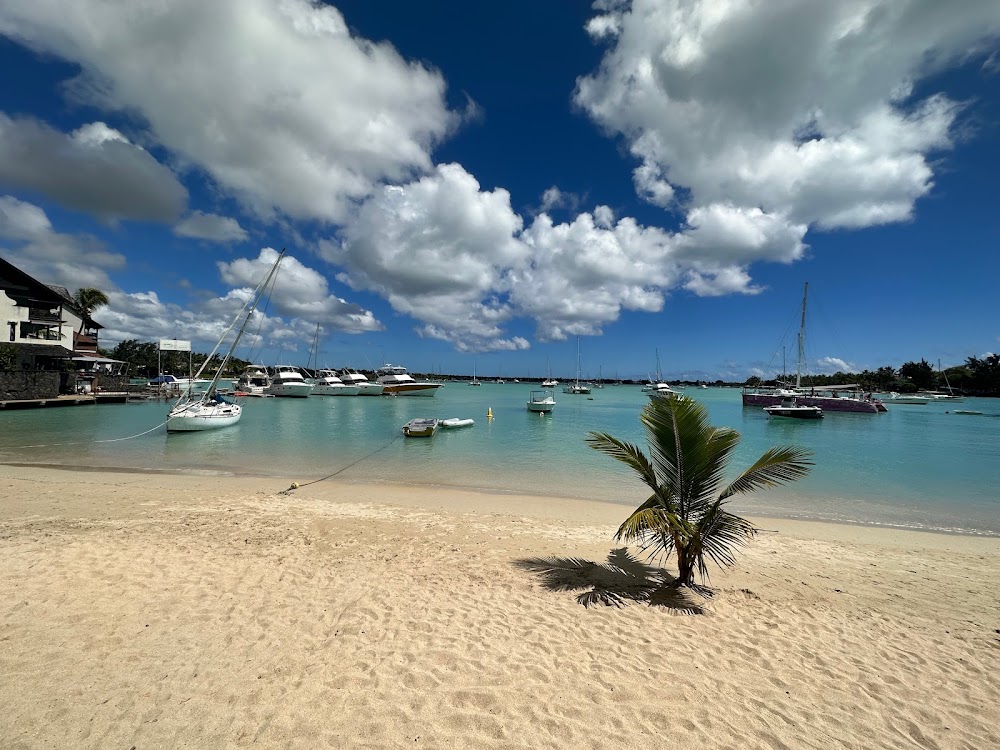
left=675, top=545, right=695, bottom=588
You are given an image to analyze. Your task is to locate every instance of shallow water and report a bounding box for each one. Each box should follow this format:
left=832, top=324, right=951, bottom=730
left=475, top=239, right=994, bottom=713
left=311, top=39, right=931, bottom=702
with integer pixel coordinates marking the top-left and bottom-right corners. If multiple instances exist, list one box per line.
left=2, top=385, right=998, bottom=535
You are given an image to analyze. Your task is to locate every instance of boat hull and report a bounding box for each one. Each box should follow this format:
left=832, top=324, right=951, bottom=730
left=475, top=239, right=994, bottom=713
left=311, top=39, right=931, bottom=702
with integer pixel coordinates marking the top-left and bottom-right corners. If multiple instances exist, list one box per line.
left=527, top=401, right=554, bottom=413
left=743, top=392, right=886, bottom=413
left=267, top=383, right=314, bottom=397
left=167, top=403, right=243, bottom=431
left=764, top=406, right=823, bottom=419
left=382, top=383, right=442, bottom=397
left=312, top=384, right=361, bottom=396
left=402, top=418, right=438, bottom=436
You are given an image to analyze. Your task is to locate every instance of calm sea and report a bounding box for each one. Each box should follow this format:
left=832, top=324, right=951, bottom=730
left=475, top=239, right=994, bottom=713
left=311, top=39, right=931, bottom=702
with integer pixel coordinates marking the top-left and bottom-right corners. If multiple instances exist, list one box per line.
left=2, top=385, right=998, bottom=536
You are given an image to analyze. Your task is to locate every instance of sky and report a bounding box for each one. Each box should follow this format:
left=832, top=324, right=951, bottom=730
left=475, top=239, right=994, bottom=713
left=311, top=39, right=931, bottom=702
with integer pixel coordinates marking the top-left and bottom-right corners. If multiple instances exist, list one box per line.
left=0, top=0, right=998, bottom=382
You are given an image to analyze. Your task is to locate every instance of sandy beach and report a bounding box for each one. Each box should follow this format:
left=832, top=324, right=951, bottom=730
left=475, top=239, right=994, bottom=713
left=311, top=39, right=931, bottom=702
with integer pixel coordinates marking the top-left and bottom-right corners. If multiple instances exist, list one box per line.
left=1, top=465, right=998, bottom=749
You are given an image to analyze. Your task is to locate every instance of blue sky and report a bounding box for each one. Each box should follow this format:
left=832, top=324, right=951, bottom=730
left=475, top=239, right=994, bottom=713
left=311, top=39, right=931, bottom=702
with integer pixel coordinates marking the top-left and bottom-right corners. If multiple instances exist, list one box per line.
left=0, top=1, right=998, bottom=381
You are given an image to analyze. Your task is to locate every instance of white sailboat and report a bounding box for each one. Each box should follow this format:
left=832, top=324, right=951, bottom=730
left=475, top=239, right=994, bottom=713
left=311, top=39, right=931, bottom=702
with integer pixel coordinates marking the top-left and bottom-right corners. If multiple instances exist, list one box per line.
left=167, top=250, right=285, bottom=432
left=563, top=337, right=591, bottom=394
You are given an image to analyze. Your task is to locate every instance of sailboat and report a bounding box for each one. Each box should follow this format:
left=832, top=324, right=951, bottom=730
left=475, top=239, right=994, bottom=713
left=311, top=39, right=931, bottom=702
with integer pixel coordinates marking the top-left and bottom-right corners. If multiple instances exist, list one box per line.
left=469, top=360, right=481, bottom=386
left=563, top=337, right=591, bottom=394
left=642, top=349, right=677, bottom=400
left=741, top=282, right=886, bottom=414
left=915, top=360, right=965, bottom=402
left=541, top=358, right=557, bottom=388
left=167, top=250, right=285, bottom=432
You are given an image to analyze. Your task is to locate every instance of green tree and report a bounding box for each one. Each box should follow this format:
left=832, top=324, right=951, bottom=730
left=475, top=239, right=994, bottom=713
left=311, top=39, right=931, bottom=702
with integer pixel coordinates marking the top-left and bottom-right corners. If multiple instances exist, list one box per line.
left=586, top=397, right=813, bottom=590
left=899, top=359, right=935, bottom=390
left=72, top=288, right=110, bottom=332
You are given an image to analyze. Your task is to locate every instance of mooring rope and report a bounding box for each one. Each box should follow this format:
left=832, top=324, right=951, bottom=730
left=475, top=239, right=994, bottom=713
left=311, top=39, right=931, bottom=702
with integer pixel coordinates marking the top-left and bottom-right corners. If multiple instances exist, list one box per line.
left=11, top=419, right=170, bottom=449
left=280, top=434, right=402, bottom=493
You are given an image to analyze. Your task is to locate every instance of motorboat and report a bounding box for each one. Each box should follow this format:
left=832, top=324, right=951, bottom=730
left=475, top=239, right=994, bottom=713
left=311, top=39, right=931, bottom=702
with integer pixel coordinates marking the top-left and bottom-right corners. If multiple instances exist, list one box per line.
left=151, top=374, right=212, bottom=394
left=236, top=365, right=271, bottom=396
left=267, top=365, right=314, bottom=397
left=883, top=392, right=929, bottom=405
left=168, top=250, right=285, bottom=432
left=764, top=397, right=824, bottom=419
left=310, top=369, right=360, bottom=396
left=339, top=369, right=384, bottom=396
left=527, top=389, right=555, bottom=413
left=376, top=364, right=443, bottom=397
left=402, top=418, right=438, bottom=437
left=645, top=382, right=678, bottom=400
left=439, top=417, right=475, bottom=429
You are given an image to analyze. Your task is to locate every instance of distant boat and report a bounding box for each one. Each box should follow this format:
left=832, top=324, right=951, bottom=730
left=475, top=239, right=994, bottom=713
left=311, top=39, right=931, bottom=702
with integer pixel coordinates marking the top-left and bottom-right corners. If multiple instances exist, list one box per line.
left=742, top=283, right=886, bottom=414
left=645, top=382, right=679, bottom=401
left=167, top=250, right=285, bottom=432
left=470, top=361, right=481, bottom=386
left=542, top=358, right=557, bottom=388
left=340, top=368, right=384, bottom=396
left=563, top=337, right=591, bottom=394
left=310, top=369, right=360, bottom=396
left=883, top=392, right=928, bottom=405
left=402, top=418, right=438, bottom=437
left=377, top=364, right=443, bottom=396
left=527, top=389, right=556, bottom=413
left=236, top=365, right=271, bottom=397
left=764, top=397, right=824, bottom=419
left=267, top=365, right=314, bottom=397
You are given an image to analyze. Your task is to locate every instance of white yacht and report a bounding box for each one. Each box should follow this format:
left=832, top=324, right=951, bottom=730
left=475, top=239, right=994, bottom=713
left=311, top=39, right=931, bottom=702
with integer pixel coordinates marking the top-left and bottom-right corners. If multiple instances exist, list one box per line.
left=339, top=369, right=384, bottom=396
left=645, top=382, right=679, bottom=400
left=236, top=365, right=271, bottom=396
left=376, top=364, right=443, bottom=397
left=266, top=365, right=314, bottom=397
left=311, top=369, right=360, bottom=396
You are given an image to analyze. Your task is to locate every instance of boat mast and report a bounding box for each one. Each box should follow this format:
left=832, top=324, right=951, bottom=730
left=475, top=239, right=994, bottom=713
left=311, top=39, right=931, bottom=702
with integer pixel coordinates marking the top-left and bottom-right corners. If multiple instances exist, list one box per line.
left=796, top=282, right=808, bottom=389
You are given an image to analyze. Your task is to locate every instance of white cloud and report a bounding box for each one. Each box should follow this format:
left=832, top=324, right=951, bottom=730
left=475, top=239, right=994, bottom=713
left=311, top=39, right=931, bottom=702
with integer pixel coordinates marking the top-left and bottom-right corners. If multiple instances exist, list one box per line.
left=575, top=0, right=1000, bottom=233
left=816, top=356, right=854, bottom=374
left=0, top=195, right=125, bottom=289
left=325, top=163, right=529, bottom=351
left=0, top=114, right=187, bottom=222
left=0, top=0, right=459, bottom=223
left=218, top=248, right=381, bottom=334
left=173, top=211, right=248, bottom=243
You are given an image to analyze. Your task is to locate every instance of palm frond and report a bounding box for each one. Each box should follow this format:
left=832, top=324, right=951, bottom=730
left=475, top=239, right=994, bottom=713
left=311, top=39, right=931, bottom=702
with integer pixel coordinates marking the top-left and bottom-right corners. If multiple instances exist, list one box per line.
left=586, top=431, right=659, bottom=492
left=719, top=446, right=814, bottom=499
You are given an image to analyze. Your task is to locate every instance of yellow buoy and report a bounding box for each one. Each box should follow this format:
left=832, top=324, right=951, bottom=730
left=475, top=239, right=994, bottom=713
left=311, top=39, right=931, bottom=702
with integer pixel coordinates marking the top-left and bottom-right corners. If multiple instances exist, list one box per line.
left=290, top=482, right=299, bottom=489
left=487, top=407, right=493, bottom=419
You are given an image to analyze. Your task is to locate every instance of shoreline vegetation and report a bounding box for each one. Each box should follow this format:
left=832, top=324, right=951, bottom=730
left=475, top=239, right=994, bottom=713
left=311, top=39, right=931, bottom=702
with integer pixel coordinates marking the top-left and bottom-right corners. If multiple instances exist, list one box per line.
left=2, top=464, right=998, bottom=748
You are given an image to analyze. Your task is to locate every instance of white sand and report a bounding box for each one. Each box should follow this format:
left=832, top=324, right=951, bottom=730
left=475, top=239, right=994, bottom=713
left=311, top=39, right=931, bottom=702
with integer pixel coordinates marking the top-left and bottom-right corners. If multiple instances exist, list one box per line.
left=1, top=465, right=998, bottom=749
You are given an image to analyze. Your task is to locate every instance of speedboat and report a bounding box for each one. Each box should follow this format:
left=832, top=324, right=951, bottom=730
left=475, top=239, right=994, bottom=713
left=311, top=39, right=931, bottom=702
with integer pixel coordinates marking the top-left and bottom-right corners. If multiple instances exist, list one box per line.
left=266, top=366, right=314, bottom=397
left=402, top=418, right=438, bottom=437
left=764, top=397, right=823, bottom=419
left=527, top=389, right=555, bottom=413
left=339, top=369, right=384, bottom=396
left=376, top=364, right=443, bottom=397
left=884, top=392, right=929, bottom=405
left=310, top=369, right=360, bottom=396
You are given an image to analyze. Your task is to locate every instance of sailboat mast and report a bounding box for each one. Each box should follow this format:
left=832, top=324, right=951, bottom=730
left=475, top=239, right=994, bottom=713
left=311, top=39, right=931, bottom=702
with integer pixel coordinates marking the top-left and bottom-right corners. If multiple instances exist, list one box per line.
left=796, top=282, right=808, bottom=389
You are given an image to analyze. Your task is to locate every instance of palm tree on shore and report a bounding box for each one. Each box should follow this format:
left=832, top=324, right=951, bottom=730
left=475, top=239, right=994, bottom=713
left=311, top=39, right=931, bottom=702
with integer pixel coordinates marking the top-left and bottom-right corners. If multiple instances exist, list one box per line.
left=587, top=397, right=813, bottom=590
left=72, top=287, right=109, bottom=332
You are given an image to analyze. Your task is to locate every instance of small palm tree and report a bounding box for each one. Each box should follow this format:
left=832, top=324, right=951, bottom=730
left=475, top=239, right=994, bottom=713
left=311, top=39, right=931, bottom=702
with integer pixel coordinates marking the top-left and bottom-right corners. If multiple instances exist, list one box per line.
left=72, top=288, right=109, bottom=332
left=587, top=397, right=812, bottom=590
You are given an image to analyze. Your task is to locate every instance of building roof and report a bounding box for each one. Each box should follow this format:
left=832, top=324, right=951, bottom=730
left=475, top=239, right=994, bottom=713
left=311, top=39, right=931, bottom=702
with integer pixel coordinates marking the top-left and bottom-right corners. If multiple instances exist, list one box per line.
left=0, top=255, right=66, bottom=306
left=13, top=343, right=75, bottom=358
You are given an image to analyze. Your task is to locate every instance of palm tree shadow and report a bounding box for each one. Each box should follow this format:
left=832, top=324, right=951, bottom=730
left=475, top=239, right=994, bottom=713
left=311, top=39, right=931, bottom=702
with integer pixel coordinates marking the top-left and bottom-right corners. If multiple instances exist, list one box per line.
left=514, top=548, right=705, bottom=614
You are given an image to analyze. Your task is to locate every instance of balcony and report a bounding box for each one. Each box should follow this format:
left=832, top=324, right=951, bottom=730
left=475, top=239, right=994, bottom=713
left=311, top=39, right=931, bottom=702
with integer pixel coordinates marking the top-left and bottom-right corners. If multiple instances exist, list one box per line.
left=27, top=308, right=64, bottom=324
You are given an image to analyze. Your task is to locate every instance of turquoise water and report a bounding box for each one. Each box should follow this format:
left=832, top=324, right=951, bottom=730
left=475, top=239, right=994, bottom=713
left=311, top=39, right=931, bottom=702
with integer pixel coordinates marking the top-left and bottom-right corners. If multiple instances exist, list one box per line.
left=1, top=385, right=998, bottom=535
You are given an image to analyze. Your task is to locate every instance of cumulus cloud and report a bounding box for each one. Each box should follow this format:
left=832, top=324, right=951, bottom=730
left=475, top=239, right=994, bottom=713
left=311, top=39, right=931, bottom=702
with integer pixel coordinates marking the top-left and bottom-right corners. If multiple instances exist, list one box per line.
left=0, top=0, right=459, bottom=223
left=173, top=211, right=248, bottom=243
left=0, top=195, right=125, bottom=289
left=816, top=356, right=854, bottom=374
left=219, top=247, right=381, bottom=335
left=575, top=0, right=1000, bottom=232
left=325, top=163, right=528, bottom=350
left=0, top=114, right=187, bottom=222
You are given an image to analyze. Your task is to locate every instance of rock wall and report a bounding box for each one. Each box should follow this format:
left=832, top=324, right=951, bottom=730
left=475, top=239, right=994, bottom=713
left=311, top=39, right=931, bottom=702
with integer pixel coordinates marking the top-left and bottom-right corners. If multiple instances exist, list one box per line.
left=0, top=371, right=60, bottom=400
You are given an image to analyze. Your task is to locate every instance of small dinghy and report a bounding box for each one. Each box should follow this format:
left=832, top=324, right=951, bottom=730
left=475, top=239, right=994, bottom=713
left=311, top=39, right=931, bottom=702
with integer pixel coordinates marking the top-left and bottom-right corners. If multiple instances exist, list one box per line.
left=402, top=418, right=438, bottom=437
left=439, top=417, right=475, bottom=429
